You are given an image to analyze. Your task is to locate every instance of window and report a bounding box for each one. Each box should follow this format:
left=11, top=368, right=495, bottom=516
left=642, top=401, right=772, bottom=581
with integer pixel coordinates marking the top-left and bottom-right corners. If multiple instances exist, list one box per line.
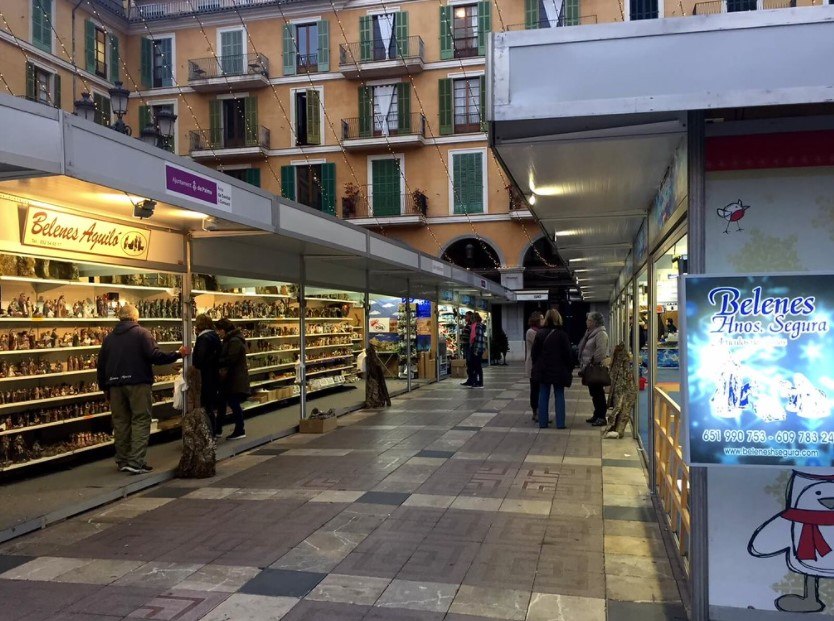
left=294, top=90, right=321, bottom=146
left=222, top=99, right=246, bottom=148
left=439, top=76, right=484, bottom=135
left=93, top=93, right=111, bottom=127
left=141, top=36, right=174, bottom=88
left=451, top=150, right=485, bottom=214
left=25, top=62, right=60, bottom=107
left=629, top=0, right=658, bottom=19
left=296, top=23, right=319, bottom=72
left=371, top=158, right=402, bottom=216
left=525, top=0, right=566, bottom=28
left=358, top=83, right=411, bottom=138
left=726, top=0, right=756, bottom=9
left=86, top=21, right=118, bottom=81
left=94, top=27, right=107, bottom=77
left=283, top=21, right=329, bottom=75
left=31, top=0, right=52, bottom=52
left=440, top=2, right=490, bottom=60
left=139, top=103, right=176, bottom=152
left=225, top=168, right=261, bottom=187
left=219, top=29, right=244, bottom=76
left=453, top=5, right=478, bottom=58
left=280, top=163, right=336, bottom=215
left=209, top=96, right=258, bottom=148
left=359, top=13, right=411, bottom=62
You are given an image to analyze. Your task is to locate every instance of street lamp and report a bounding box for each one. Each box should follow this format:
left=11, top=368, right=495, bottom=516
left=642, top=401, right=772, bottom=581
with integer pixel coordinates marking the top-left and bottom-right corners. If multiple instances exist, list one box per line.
left=140, top=120, right=160, bottom=147
left=156, top=107, right=177, bottom=149
left=73, top=91, right=96, bottom=122
left=108, top=81, right=131, bottom=135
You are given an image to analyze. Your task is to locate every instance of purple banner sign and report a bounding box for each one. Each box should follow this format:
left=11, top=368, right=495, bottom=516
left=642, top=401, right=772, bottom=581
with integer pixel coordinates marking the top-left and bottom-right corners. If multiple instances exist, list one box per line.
left=164, top=163, right=232, bottom=212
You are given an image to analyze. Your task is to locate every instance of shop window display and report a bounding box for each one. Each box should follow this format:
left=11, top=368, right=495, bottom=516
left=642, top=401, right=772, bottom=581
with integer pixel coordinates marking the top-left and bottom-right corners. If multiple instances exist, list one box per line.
left=636, top=269, right=650, bottom=449
left=651, top=234, right=687, bottom=406
left=0, top=254, right=183, bottom=473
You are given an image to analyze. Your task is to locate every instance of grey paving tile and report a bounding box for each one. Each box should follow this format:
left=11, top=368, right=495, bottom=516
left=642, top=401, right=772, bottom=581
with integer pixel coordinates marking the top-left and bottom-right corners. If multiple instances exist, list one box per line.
left=603, top=505, right=658, bottom=523
left=357, top=491, right=412, bottom=506
left=239, top=568, right=327, bottom=598
left=606, top=600, right=688, bottom=621
left=603, top=458, right=645, bottom=469
left=279, top=599, right=369, bottom=620
left=453, top=426, right=483, bottom=432
left=0, top=554, right=34, bottom=575
left=251, top=447, right=288, bottom=456
left=67, top=585, right=161, bottom=617
left=140, top=486, right=193, bottom=499
left=364, top=606, right=445, bottom=620
left=415, top=450, right=456, bottom=459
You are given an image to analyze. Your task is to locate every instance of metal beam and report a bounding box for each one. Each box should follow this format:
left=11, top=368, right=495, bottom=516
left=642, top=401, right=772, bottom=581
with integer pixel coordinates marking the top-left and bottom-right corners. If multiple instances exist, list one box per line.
left=539, top=211, right=645, bottom=222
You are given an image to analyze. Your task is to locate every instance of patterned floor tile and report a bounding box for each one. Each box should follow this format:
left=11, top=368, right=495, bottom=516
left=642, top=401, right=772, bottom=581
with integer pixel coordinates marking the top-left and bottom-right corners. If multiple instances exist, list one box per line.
left=279, top=599, right=369, bottom=620
left=526, top=592, right=606, bottom=621
left=397, top=539, right=479, bottom=584
left=401, top=494, right=456, bottom=509
left=67, top=585, right=161, bottom=617
left=198, top=594, right=298, bottom=620
left=448, top=584, right=530, bottom=621
left=357, top=491, right=412, bottom=506
left=239, top=568, right=326, bottom=598
left=54, top=558, right=145, bottom=585
left=126, top=589, right=231, bottom=620
left=174, top=565, right=262, bottom=593
left=463, top=543, right=539, bottom=591
left=376, top=579, right=458, bottom=612
left=305, top=573, right=390, bottom=605
left=1, top=556, right=91, bottom=581
left=449, top=497, right=502, bottom=512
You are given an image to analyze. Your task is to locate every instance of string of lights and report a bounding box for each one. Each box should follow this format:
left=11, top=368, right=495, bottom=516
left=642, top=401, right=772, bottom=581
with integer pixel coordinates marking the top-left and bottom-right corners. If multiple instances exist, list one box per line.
left=0, top=6, right=59, bottom=104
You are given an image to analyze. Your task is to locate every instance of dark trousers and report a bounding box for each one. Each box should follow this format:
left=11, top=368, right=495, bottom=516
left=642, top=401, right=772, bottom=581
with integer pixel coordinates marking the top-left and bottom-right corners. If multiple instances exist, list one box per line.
left=529, top=379, right=540, bottom=413
left=218, top=393, right=245, bottom=434
left=539, top=383, right=566, bottom=429
left=588, top=384, right=607, bottom=420
left=469, top=351, right=483, bottom=386
left=201, top=386, right=219, bottom=435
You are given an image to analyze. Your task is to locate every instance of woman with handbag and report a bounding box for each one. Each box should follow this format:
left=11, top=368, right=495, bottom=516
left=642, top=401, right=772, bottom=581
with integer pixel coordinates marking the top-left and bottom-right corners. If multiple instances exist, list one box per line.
left=215, top=317, right=250, bottom=440
left=531, top=309, right=573, bottom=429
left=525, top=311, right=543, bottom=421
left=578, top=311, right=610, bottom=427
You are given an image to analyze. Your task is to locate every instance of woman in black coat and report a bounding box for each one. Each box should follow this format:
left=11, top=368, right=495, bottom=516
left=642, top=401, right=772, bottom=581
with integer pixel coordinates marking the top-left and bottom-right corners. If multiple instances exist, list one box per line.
left=531, top=309, right=573, bottom=429
left=215, top=317, right=251, bottom=440
left=192, top=314, right=222, bottom=437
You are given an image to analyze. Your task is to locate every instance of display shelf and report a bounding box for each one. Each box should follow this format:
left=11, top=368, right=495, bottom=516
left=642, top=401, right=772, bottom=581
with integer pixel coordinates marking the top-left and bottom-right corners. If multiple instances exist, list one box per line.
left=0, top=317, right=182, bottom=324
left=0, top=399, right=174, bottom=436
left=245, top=335, right=299, bottom=342
left=0, top=342, right=180, bottom=357
left=250, top=375, right=295, bottom=388
left=306, top=365, right=354, bottom=377
left=0, top=368, right=97, bottom=384
left=0, top=379, right=175, bottom=413
left=248, top=362, right=296, bottom=374
left=246, top=349, right=299, bottom=358
left=305, top=344, right=353, bottom=351
left=0, top=275, right=176, bottom=294
left=192, top=289, right=292, bottom=299
left=225, top=317, right=353, bottom=323
left=304, top=297, right=360, bottom=305
left=306, top=354, right=353, bottom=365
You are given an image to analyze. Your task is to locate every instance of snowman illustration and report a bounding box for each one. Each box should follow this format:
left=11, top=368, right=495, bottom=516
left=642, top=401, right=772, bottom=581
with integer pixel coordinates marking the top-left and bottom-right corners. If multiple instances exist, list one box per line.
left=749, top=471, right=834, bottom=613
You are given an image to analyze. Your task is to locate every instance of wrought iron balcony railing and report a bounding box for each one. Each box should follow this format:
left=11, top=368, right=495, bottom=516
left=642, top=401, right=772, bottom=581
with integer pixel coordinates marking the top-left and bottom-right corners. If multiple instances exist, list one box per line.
left=129, top=0, right=282, bottom=21
left=341, top=113, right=426, bottom=141
left=189, top=126, right=270, bottom=151
left=342, top=193, right=428, bottom=219
left=339, top=36, right=425, bottom=66
left=693, top=0, right=794, bottom=13
left=188, top=53, right=269, bottom=80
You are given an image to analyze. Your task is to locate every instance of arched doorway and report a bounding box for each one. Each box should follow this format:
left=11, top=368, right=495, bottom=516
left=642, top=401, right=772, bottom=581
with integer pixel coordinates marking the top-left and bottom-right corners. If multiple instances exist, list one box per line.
left=443, top=237, right=501, bottom=284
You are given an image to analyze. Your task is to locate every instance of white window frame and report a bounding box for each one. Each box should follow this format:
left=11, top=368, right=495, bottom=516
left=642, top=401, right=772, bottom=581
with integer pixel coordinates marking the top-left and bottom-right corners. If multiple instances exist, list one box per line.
left=448, top=147, right=487, bottom=216
left=149, top=99, right=178, bottom=152
left=30, top=0, right=55, bottom=54
left=367, top=153, right=405, bottom=216
left=216, top=26, right=246, bottom=67
left=151, top=33, right=177, bottom=86
left=29, top=60, right=57, bottom=105
left=366, top=6, right=401, bottom=14
left=289, top=86, right=325, bottom=146
left=290, top=15, right=322, bottom=23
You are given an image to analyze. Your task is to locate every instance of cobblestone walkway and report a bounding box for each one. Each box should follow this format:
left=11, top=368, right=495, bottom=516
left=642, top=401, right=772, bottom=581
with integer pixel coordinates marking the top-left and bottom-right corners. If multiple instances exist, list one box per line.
left=0, top=366, right=687, bottom=620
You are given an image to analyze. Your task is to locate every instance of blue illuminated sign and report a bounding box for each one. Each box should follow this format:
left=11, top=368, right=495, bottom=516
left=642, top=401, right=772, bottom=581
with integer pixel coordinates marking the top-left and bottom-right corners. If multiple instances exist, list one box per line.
left=684, top=274, right=834, bottom=467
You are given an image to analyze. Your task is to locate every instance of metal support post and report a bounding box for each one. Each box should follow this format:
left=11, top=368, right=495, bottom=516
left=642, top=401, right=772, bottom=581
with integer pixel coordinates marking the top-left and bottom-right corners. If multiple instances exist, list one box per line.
left=181, top=236, right=193, bottom=379
left=436, top=285, right=442, bottom=382
left=364, top=271, right=370, bottom=351
left=299, top=255, right=308, bottom=420
left=406, top=279, right=412, bottom=392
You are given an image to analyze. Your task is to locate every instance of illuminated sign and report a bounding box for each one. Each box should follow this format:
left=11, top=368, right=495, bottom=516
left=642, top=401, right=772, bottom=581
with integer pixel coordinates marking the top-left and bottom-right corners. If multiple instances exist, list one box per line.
left=21, top=207, right=151, bottom=260
left=165, top=163, right=232, bottom=212
left=683, top=274, right=834, bottom=467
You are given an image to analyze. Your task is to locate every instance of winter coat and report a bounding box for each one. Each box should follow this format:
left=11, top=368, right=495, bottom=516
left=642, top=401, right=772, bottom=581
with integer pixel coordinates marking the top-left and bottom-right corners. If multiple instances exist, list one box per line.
left=218, top=329, right=250, bottom=397
left=524, top=327, right=538, bottom=379
left=97, top=320, right=181, bottom=389
left=530, top=326, right=573, bottom=387
left=193, top=329, right=222, bottom=400
left=471, top=322, right=487, bottom=357
left=578, top=326, right=609, bottom=372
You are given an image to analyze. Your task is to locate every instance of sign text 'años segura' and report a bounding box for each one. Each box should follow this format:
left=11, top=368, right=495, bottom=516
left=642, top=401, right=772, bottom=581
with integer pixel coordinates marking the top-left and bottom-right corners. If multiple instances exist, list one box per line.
left=21, top=207, right=151, bottom=260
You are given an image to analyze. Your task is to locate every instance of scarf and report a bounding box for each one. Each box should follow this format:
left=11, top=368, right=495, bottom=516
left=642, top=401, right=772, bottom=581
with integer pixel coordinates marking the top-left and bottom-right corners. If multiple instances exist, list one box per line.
left=781, top=508, right=834, bottom=561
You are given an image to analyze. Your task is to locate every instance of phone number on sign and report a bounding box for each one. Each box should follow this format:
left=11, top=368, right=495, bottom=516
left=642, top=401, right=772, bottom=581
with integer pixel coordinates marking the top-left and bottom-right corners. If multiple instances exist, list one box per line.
left=701, top=429, right=834, bottom=444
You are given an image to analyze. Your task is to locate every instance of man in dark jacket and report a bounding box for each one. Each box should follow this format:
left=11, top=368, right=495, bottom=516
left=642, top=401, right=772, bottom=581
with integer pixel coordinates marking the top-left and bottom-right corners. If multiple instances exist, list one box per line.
left=97, top=304, right=190, bottom=474
left=215, top=318, right=250, bottom=440
left=460, top=311, right=474, bottom=386
left=192, top=314, right=222, bottom=437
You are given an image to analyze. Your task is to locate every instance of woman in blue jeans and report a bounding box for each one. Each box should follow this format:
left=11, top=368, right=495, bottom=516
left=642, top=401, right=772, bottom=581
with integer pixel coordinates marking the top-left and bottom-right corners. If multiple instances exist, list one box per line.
left=530, top=309, right=573, bottom=429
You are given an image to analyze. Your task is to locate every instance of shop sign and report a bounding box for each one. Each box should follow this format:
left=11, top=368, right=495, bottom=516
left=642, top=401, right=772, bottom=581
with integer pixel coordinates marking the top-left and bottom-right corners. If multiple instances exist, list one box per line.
left=684, top=274, right=834, bottom=467
left=430, top=260, right=446, bottom=276
left=164, top=163, right=232, bottom=212
left=478, top=278, right=487, bottom=289
left=416, top=318, right=432, bottom=336
left=21, top=207, right=151, bottom=260
left=441, top=289, right=454, bottom=302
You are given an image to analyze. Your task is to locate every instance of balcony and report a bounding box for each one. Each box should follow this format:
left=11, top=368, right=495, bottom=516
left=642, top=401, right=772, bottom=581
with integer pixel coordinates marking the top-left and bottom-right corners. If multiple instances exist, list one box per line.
left=693, top=0, right=794, bottom=13
left=341, top=113, right=426, bottom=150
left=339, top=36, right=425, bottom=80
left=128, top=0, right=283, bottom=21
left=342, top=192, right=427, bottom=226
left=188, top=54, right=269, bottom=93
left=188, top=126, right=270, bottom=160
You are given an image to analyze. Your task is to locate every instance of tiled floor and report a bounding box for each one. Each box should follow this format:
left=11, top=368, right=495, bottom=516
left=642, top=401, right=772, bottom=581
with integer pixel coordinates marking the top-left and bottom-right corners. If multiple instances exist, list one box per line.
left=0, top=366, right=686, bottom=620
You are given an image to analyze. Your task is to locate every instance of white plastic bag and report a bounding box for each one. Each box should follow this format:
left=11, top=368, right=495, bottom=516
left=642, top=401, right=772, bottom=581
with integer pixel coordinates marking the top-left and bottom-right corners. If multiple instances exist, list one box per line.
left=173, top=373, right=188, bottom=410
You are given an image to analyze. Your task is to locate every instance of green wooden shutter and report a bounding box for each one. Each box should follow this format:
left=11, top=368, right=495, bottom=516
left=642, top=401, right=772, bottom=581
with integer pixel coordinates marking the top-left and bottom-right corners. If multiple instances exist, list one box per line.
left=321, top=163, right=336, bottom=215
left=438, top=78, right=453, bottom=136
left=208, top=100, right=221, bottom=147
left=479, top=75, right=486, bottom=132
left=317, top=20, right=329, bottom=72
left=477, top=1, right=492, bottom=56
left=85, top=20, right=96, bottom=73
left=439, top=6, right=452, bottom=60
left=32, top=0, right=51, bottom=52
left=109, top=35, right=119, bottom=82
left=52, top=72, right=60, bottom=108
left=94, top=94, right=110, bottom=126
left=359, top=16, right=372, bottom=62
left=244, top=96, right=258, bottom=145
left=25, top=62, right=36, bottom=100
left=283, top=23, right=296, bottom=76
left=221, top=30, right=243, bottom=75
left=395, top=12, right=409, bottom=57
left=306, top=89, right=321, bottom=145
left=358, top=86, right=372, bottom=138
left=397, top=83, right=411, bottom=133
left=453, top=153, right=483, bottom=214
left=140, top=38, right=152, bottom=87
left=525, top=0, right=539, bottom=28
left=564, top=0, right=579, bottom=25
left=245, top=168, right=261, bottom=187
left=281, top=165, right=296, bottom=200
left=138, top=105, right=151, bottom=132
left=372, top=159, right=401, bottom=216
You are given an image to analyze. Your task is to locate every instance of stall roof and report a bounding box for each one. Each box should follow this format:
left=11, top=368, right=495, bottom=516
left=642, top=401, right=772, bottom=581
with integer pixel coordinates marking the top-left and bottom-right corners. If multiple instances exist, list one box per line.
left=0, top=94, right=514, bottom=302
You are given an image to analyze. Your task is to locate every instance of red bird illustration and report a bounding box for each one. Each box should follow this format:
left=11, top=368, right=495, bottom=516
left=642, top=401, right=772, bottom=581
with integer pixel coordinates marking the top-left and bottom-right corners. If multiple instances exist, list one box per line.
left=716, top=199, right=751, bottom=234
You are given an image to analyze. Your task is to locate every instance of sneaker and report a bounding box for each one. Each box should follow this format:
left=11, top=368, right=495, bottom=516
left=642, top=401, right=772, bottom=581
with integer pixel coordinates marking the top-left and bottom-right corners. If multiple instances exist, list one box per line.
left=472, top=383, right=483, bottom=388
left=460, top=381, right=473, bottom=386
left=121, top=465, right=144, bottom=475
left=119, top=465, right=133, bottom=473
left=585, top=416, right=596, bottom=423
left=591, top=418, right=606, bottom=427
left=138, top=464, right=153, bottom=473
left=227, top=431, right=246, bottom=440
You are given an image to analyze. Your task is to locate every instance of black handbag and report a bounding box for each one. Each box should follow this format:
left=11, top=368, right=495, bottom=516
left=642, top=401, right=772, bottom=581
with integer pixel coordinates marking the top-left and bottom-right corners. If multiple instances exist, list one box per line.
left=582, top=363, right=611, bottom=387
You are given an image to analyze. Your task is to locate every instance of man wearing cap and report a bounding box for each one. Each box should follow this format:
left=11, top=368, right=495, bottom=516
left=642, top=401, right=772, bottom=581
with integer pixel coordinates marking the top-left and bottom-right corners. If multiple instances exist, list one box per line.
left=97, top=304, right=190, bottom=474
